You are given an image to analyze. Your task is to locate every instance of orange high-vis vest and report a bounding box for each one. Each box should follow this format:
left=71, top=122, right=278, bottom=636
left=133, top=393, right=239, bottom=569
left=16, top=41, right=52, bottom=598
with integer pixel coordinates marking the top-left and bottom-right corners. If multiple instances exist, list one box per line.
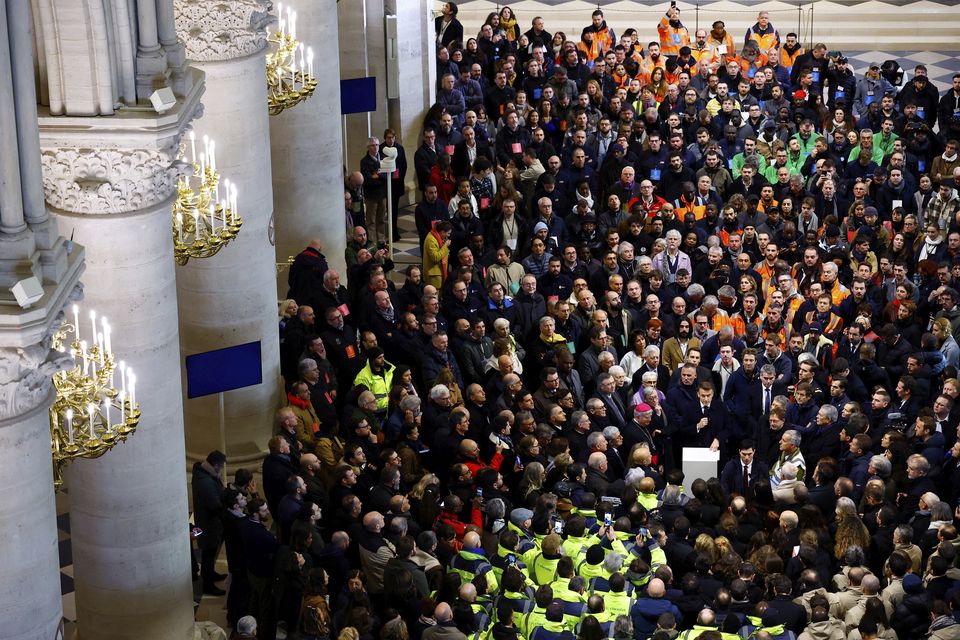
left=657, top=17, right=690, bottom=57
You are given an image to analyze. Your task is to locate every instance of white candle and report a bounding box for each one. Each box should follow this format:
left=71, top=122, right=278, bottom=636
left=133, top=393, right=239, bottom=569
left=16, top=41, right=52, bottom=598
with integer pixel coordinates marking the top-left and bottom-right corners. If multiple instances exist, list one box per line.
left=307, top=47, right=314, bottom=78
left=189, top=130, right=196, bottom=165
left=129, top=373, right=136, bottom=418
left=119, top=360, right=126, bottom=395
left=209, top=140, right=216, bottom=174
left=87, top=403, right=96, bottom=438
left=89, top=310, right=97, bottom=344
left=291, top=11, right=297, bottom=40
left=287, top=7, right=293, bottom=38
left=231, top=186, right=238, bottom=224
left=103, top=398, right=111, bottom=432
left=80, top=341, right=88, bottom=376
left=97, top=332, right=104, bottom=365
left=199, top=152, right=205, bottom=177
left=278, top=2, right=283, bottom=35
left=66, top=409, right=74, bottom=443
left=73, top=304, right=80, bottom=341
left=299, top=43, right=305, bottom=81
left=118, top=391, right=126, bottom=422
left=202, top=134, right=209, bottom=160
left=209, top=203, right=216, bottom=232
left=176, top=212, right=183, bottom=242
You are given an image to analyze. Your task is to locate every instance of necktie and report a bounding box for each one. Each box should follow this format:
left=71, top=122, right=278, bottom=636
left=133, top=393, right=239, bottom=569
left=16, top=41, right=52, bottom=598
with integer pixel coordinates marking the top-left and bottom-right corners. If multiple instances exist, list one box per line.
left=764, top=388, right=771, bottom=415
left=742, top=464, right=750, bottom=496
left=608, top=396, right=624, bottom=425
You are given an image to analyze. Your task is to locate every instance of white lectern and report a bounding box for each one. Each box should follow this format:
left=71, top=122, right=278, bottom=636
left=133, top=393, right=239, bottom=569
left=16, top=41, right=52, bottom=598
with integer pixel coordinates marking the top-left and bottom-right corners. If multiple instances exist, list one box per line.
left=682, top=448, right=720, bottom=498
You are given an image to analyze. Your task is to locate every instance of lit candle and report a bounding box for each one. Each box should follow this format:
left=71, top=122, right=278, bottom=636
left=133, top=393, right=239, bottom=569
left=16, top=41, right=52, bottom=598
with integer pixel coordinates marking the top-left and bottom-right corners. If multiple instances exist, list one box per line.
left=66, top=409, right=74, bottom=443
left=277, top=3, right=283, bottom=36
left=87, top=403, right=96, bottom=439
left=209, top=140, right=216, bottom=174
left=89, top=310, right=96, bottom=343
left=231, top=185, right=238, bottom=224
left=129, top=372, right=136, bottom=419
left=73, top=304, right=80, bottom=341
left=80, top=341, right=89, bottom=376
left=103, top=398, right=111, bottom=432
left=209, top=203, right=216, bottom=232
left=118, top=391, right=126, bottom=423
left=97, top=332, right=104, bottom=365
left=199, top=152, right=205, bottom=177
left=202, top=134, right=210, bottom=160
left=299, top=43, right=305, bottom=78
left=119, top=360, right=126, bottom=395
left=192, top=208, right=199, bottom=235
left=176, top=212, right=183, bottom=242
left=287, top=7, right=293, bottom=38
left=291, top=11, right=297, bottom=40
left=189, top=130, right=196, bottom=165
left=307, top=47, right=314, bottom=78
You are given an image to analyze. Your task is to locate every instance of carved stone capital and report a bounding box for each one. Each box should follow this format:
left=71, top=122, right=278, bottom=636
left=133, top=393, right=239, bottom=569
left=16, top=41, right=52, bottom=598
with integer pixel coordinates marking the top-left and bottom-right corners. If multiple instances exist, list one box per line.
left=0, top=283, right=82, bottom=422
left=40, top=144, right=188, bottom=215
left=38, top=71, right=206, bottom=215
left=175, top=0, right=273, bottom=63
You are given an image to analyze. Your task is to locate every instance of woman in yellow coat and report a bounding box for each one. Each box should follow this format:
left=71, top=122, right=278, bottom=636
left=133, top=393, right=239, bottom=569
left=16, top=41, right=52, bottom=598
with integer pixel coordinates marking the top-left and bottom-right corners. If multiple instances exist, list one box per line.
left=423, top=220, right=452, bottom=290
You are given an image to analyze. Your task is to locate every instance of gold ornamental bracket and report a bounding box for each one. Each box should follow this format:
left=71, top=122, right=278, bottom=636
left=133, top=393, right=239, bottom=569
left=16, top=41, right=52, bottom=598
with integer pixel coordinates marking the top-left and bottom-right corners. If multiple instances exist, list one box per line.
left=266, top=3, right=317, bottom=116
left=50, top=305, right=141, bottom=491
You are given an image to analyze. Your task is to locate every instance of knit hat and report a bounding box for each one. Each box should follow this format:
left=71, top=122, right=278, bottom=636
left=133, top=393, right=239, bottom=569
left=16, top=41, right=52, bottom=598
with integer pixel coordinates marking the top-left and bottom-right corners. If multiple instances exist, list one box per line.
left=586, top=544, right=605, bottom=565
left=609, top=143, right=625, bottom=154
left=793, top=90, right=807, bottom=99
left=903, top=574, right=923, bottom=594
left=534, top=221, right=549, bottom=234
left=864, top=206, right=879, bottom=217
left=367, top=346, right=385, bottom=359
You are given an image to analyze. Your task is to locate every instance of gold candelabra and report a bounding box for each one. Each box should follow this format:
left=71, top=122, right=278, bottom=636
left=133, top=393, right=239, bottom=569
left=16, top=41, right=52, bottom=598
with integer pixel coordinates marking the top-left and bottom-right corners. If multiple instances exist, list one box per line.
left=49, top=305, right=141, bottom=491
left=172, top=132, right=243, bottom=266
left=266, top=3, right=316, bottom=116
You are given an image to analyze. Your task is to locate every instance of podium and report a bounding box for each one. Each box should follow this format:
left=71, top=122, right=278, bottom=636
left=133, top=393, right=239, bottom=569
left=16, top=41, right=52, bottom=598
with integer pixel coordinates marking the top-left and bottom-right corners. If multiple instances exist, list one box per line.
left=681, top=448, right=720, bottom=498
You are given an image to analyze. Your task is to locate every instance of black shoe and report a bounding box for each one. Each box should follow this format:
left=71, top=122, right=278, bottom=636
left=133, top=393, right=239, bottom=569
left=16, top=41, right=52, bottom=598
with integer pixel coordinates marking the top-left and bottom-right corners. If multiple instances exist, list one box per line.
left=392, top=233, right=402, bottom=243
left=213, top=571, right=228, bottom=582
left=203, top=584, right=226, bottom=596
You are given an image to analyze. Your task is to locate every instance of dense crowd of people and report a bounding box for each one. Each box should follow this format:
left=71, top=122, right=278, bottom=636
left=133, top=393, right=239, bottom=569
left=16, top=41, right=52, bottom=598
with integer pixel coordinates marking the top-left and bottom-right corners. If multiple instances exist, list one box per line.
left=193, top=3, right=960, bottom=640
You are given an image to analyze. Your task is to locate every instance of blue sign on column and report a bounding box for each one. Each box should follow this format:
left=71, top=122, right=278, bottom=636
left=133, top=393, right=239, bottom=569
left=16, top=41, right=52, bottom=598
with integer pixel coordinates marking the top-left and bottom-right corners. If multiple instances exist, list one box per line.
left=341, top=77, right=377, bottom=114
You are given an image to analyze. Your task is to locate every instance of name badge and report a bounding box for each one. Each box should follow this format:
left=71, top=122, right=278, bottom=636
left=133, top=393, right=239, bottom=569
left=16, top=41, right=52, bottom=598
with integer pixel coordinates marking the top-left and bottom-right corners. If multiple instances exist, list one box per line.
left=717, top=45, right=727, bottom=55
left=650, top=168, right=661, bottom=181
left=919, top=159, right=926, bottom=171
left=506, top=238, right=517, bottom=250
left=480, top=197, right=490, bottom=209
left=812, top=69, right=820, bottom=83
left=566, top=341, right=577, bottom=354
left=917, top=107, right=926, bottom=119
left=892, top=200, right=902, bottom=210
left=747, top=67, right=756, bottom=78
left=673, top=33, right=681, bottom=44
left=511, top=142, right=522, bottom=153
left=338, top=303, right=351, bottom=317
left=445, top=144, right=455, bottom=156
left=393, top=169, right=400, bottom=178
left=533, top=88, right=542, bottom=100
left=865, top=93, right=875, bottom=105
left=835, top=89, right=844, bottom=100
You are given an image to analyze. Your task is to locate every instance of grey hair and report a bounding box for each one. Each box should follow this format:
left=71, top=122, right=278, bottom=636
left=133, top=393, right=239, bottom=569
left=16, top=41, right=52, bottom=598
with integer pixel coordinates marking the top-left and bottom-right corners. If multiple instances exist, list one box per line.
left=603, top=426, right=621, bottom=440
left=784, top=429, right=801, bottom=446
left=665, top=229, right=682, bottom=241
left=603, top=552, right=624, bottom=573
left=587, top=432, right=606, bottom=449
left=686, top=283, right=706, bottom=297
left=643, top=345, right=661, bottom=358
left=661, top=484, right=681, bottom=505
left=389, top=517, right=408, bottom=536
left=869, top=455, right=891, bottom=478
left=836, top=497, right=857, bottom=518
left=613, top=615, right=634, bottom=640
left=400, top=395, right=421, bottom=412
left=759, top=364, right=777, bottom=377
left=820, top=404, right=839, bottom=422
left=571, top=410, right=587, bottom=425
left=430, top=384, right=451, bottom=400
left=702, top=295, right=719, bottom=308
left=780, top=462, right=798, bottom=480
left=298, top=359, right=318, bottom=375
left=643, top=387, right=658, bottom=401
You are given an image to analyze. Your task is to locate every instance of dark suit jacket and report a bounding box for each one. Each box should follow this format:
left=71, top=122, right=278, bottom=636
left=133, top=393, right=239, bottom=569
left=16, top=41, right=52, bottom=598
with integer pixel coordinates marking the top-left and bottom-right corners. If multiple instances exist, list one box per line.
left=682, top=399, right=731, bottom=449
left=719, top=458, right=770, bottom=497
left=594, top=391, right=627, bottom=429
left=451, top=140, right=494, bottom=179
left=746, top=381, right=789, bottom=440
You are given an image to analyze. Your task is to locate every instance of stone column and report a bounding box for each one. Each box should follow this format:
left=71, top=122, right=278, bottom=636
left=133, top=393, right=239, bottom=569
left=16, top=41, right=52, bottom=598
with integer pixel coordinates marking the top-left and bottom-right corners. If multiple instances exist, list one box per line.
left=338, top=0, right=388, bottom=165
left=386, top=0, right=435, bottom=207
left=175, top=0, right=282, bottom=463
left=0, top=268, right=83, bottom=640
left=39, top=74, right=205, bottom=640
left=269, top=0, right=346, bottom=281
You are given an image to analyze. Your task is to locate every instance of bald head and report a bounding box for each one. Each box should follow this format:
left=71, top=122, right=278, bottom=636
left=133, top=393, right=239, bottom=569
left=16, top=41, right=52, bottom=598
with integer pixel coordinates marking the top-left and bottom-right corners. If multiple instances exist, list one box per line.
left=459, top=583, right=477, bottom=602
left=647, top=578, right=665, bottom=598
left=435, top=602, right=453, bottom=623
left=463, top=531, right=481, bottom=549
left=862, top=575, right=880, bottom=595
left=363, top=511, right=384, bottom=532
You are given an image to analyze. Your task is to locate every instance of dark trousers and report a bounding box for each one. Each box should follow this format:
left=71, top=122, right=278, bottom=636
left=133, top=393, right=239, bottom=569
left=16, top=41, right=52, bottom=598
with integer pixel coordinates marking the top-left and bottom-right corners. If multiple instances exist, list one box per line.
left=200, top=541, right=221, bottom=586
left=249, top=573, right=278, bottom=640
left=226, top=571, right=251, bottom=627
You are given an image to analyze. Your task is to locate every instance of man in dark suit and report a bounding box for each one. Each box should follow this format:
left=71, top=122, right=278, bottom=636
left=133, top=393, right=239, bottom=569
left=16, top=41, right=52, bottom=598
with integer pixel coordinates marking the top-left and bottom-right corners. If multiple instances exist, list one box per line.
left=719, top=439, right=769, bottom=498
left=451, top=126, right=494, bottom=179
left=745, top=364, right=788, bottom=444
left=682, top=381, right=730, bottom=459
left=593, top=372, right=627, bottom=429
